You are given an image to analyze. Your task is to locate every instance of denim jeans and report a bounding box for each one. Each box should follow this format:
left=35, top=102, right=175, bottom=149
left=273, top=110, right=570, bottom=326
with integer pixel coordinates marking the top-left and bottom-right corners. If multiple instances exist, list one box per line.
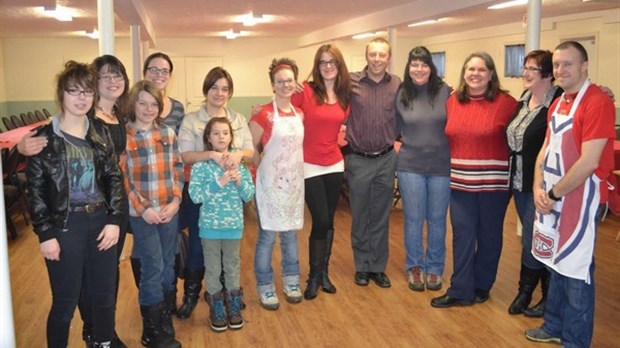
left=254, top=226, right=300, bottom=294
left=398, top=171, right=450, bottom=275
left=183, top=189, right=205, bottom=271
left=202, top=239, right=241, bottom=295
left=45, top=209, right=117, bottom=348
left=130, top=214, right=179, bottom=306
left=541, top=205, right=603, bottom=348
left=513, top=190, right=545, bottom=270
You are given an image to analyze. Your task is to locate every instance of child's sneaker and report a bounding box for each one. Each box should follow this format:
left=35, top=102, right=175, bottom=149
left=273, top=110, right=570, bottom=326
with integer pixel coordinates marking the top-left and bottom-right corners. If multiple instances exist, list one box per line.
left=259, top=291, right=280, bottom=310
left=283, top=284, right=303, bottom=304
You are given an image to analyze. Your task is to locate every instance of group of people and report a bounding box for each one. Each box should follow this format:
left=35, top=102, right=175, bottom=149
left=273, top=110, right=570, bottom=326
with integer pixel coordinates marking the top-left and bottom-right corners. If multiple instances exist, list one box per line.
left=21, top=38, right=614, bottom=348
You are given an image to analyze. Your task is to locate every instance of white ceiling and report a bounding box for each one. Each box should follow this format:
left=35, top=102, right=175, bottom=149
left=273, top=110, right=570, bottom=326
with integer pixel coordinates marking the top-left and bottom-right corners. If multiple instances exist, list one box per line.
left=0, top=0, right=618, bottom=47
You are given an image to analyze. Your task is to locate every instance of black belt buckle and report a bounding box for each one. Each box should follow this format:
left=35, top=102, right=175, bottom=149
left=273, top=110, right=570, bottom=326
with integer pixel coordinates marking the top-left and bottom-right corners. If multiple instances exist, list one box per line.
left=354, top=145, right=394, bottom=158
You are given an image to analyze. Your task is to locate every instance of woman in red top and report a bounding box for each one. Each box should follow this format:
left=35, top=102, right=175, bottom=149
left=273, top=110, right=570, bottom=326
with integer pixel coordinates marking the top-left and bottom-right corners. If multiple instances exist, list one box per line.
left=290, top=44, right=351, bottom=299
left=431, top=52, right=517, bottom=308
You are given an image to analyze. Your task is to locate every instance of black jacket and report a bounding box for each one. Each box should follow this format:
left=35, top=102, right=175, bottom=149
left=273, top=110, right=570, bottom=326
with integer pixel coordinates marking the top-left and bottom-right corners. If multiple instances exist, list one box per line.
left=26, top=117, right=127, bottom=243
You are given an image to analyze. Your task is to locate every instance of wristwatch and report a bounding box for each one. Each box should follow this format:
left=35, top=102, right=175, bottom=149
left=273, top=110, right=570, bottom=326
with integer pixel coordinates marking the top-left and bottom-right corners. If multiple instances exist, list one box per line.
left=547, top=187, right=562, bottom=201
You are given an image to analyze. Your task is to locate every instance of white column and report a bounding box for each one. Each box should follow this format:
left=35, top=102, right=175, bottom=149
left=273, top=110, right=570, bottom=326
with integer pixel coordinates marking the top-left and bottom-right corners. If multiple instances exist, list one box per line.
left=387, top=27, right=397, bottom=74
left=130, top=25, right=142, bottom=84
left=525, top=0, right=542, bottom=53
left=98, top=0, right=115, bottom=55
left=0, top=183, right=16, bottom=347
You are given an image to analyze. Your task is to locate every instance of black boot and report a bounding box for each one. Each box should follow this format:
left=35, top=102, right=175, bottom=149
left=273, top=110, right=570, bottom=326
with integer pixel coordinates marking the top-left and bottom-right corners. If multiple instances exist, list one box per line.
left=162, top=291, right=177, bottom=338
left=321, top=229, right=337, bottom=294
left=508, top=265, right=541, bottom=315
left=304, top=239, right=326, bottom=300
left=176, top=267, right=204, bottom=320
left=524, top=268, right=550, bottom=318
left=130, top=257, right=141, bottom=289
left=140, top=303, right=181, bottom=348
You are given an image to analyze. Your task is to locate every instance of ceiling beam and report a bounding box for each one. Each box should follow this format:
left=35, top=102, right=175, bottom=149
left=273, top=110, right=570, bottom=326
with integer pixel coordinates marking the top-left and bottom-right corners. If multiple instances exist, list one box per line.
left=296, top=0, right=497, bottom=47
left=114, top=0, right=156, bottom=47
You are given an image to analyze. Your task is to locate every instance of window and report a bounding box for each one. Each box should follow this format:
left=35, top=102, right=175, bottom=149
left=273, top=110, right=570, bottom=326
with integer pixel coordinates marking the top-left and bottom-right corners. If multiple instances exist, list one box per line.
left=505, top=44, right=525, bottom=77
left=431, top=51, right=446, bottom=78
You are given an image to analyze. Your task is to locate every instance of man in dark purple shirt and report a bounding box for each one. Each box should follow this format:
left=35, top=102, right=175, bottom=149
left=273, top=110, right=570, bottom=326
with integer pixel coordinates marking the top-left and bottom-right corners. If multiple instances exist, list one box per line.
left=345, top=38, right=401, bottom=288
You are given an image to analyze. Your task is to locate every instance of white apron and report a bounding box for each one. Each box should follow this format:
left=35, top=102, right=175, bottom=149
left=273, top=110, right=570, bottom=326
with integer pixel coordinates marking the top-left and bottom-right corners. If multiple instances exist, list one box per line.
left=255, top=101, right=304, bottom=231
left=532, top=80, right=599, bottom=283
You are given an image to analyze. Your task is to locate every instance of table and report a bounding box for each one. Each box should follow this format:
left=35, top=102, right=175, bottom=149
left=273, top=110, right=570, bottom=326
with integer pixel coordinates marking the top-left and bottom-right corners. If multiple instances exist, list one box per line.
left=0, top=120, right=49, bottom=150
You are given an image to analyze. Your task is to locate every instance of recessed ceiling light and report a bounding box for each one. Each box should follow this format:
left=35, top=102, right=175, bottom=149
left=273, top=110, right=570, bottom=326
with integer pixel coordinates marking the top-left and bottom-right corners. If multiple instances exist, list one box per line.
left=224, top=29, right=242, bottom=39
left=488, top=0, right=528, bottom=10
left=234, top=12, right=272, bottom=27
left=84, top=29, right=99, bottom=39
left=352, top=32, right=387, bottom=40
left=408, top=18, right=446, bottom=27
left=37, top=4, right=74, bottom=21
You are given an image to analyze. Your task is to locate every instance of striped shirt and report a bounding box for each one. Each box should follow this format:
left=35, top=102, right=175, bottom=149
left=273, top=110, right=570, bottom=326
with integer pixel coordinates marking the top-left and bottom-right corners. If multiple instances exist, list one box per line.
left=445, top=92, right=517, bottom=192
left=122, top=122, right=184, bottom=216
left=346, top=69, right=401, bottom=153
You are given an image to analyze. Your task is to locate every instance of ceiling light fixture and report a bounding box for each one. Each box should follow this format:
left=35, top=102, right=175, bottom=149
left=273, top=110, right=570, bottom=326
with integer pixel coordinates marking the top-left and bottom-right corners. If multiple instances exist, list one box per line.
left=352, top=32, right=386, bottom=40
left=488, top=0, right=528, bottom=10
left=225, top=29, right=241, bottom=40
left=84, top=29, right=99, bottom=39
left=233, top=12, right=272, bottom=26
left=39, top=4, right=74, bottom=21
left=408, top=18, right=446, bottom=27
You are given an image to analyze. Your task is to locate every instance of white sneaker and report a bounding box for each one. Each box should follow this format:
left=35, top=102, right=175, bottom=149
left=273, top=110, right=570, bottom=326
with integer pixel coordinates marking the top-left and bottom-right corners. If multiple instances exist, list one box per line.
left=283, top=284, right=303, bottom=304
left=259, top=291, right=280, bottom=310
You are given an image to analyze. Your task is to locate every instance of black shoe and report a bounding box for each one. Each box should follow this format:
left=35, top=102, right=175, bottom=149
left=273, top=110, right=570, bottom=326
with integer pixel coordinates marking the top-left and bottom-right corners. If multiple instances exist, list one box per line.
left=368, top=272, right=391, bottom=288
left=431, top=294, right=474, bottom=308
left=354, top=272, right=369, bottom=286
left=474, top=289, right=489, bottom=303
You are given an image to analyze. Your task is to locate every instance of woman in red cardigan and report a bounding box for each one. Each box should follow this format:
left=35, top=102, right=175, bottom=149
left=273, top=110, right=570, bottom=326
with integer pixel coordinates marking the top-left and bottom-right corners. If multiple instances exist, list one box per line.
left=431, top=52, right=517, bottom=308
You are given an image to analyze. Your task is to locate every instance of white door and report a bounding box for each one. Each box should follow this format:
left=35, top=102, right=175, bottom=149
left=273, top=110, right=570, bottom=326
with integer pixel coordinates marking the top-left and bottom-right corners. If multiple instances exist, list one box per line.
left=168, top=56, right=224, bottom=113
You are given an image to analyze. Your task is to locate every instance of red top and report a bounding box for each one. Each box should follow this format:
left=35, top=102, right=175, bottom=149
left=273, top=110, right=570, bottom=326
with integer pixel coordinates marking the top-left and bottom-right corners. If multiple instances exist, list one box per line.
left=291, top=82, right=349, bottom=166
left=445, top=93, right=518, bottom=191
left=548, top=85, right=616, bottom=202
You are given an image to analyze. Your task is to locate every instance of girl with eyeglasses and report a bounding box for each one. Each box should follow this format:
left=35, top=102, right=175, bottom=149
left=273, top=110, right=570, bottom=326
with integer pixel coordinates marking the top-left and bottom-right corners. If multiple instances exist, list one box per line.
left=289, top=44, right=351, bottom=300
left=250, top=58, right=305, bottom=310
left=26, top=61, right=126, bottom=348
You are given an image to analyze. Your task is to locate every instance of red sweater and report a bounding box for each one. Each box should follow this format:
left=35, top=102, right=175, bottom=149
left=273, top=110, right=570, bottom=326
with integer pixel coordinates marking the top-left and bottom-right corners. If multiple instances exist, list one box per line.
left=291, top=82, right=349, bottom=166
left=445, top=93, right=518, bottom=192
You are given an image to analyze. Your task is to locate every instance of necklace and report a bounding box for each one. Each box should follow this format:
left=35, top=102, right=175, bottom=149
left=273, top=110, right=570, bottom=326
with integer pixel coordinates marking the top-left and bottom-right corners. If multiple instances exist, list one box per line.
left=96, top=106, right=117, bottom=122
left=562, top=94, right=574, bottom=104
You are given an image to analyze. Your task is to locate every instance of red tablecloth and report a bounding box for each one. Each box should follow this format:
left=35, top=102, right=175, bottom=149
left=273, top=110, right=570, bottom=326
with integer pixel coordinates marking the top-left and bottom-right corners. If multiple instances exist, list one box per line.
left=0, top=120, right=49, bottom=150
left=610, top=140, right=620, bottom=215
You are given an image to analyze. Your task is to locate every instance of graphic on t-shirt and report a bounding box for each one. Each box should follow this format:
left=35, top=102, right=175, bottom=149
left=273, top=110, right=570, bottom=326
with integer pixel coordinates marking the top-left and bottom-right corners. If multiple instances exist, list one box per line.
left=65, top=140, right=104, bottom=203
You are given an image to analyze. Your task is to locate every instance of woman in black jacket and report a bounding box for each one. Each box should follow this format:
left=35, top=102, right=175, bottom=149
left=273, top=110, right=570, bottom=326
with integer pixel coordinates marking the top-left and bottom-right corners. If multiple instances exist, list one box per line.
left=506, top=50, right=561, bottom=317
left=26, top=61, right=126, bottom=348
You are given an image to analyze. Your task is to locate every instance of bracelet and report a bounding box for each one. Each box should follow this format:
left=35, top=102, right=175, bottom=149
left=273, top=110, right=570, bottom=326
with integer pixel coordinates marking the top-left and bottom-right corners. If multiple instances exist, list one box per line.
left=548, top=187, right=562, bottom=201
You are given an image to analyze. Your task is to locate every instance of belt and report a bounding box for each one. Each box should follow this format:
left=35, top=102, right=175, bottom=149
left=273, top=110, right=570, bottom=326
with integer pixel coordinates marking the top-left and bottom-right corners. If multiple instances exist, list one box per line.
left=69, top=202, right=106, bottom=213
left=352, top=145, right=394, bottom=159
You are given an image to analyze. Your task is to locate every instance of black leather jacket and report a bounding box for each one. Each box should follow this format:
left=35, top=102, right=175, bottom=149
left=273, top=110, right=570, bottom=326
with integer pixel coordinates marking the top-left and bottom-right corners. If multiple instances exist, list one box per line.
left=26, top=117, right=127, bottom=243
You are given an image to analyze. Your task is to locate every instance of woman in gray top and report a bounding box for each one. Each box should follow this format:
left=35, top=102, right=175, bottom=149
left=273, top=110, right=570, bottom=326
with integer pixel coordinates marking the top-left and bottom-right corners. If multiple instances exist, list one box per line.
left=395, top=46, right=451, bottom=292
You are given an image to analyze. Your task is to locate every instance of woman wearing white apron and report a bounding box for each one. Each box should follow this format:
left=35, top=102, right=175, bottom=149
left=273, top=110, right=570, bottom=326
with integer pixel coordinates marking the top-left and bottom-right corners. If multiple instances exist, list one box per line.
left=250, top=58, right=305, bottom=310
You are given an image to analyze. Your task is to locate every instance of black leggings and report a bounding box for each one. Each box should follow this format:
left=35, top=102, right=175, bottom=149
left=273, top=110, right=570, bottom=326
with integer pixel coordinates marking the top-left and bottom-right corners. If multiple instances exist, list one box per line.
left=304, top=172, right=344, bottom=240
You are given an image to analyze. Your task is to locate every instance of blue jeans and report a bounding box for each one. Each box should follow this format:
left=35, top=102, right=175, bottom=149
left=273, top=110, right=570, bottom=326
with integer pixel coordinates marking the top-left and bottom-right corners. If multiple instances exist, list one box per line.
left=513, top=190, right=545, bottom=270
left=130, top=214, right=179, bottom=306
left=254, top=226, right=300, bottom=294
left=398, top=171, right=450, bottom=275
left=541, top=205, right=603, bottom=348
left=183, top=190, right=204, bottom=271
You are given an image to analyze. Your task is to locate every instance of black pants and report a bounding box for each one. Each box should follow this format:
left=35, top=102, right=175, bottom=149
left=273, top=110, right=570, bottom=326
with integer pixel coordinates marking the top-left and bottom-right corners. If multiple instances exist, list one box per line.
left=304, top=172, right=344, bottom=240
left=45, top=209, right=118, bottom=347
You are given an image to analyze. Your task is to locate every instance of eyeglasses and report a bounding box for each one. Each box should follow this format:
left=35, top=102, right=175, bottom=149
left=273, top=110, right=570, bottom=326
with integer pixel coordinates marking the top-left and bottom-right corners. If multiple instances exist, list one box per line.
left=99, top=74, right=123, bottom=82
left=274, top=78, right=295, bottom=86
left=319, top=59, right=338, bottom=68
left=146, top=67, right=171, bottom=76
left=65, top=88, right=95, bottom=97
left=522, top=66, right=542, bottom=73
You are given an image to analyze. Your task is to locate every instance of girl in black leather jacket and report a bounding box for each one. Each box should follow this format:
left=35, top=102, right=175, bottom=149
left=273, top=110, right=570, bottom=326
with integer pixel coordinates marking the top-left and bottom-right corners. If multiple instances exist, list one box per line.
left=26, top=61, right=126, bottom=348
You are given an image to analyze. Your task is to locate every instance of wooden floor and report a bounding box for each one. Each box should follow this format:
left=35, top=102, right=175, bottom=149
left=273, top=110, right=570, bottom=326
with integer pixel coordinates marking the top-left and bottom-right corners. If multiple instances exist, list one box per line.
left=7, top=198, right=620, bottom=347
